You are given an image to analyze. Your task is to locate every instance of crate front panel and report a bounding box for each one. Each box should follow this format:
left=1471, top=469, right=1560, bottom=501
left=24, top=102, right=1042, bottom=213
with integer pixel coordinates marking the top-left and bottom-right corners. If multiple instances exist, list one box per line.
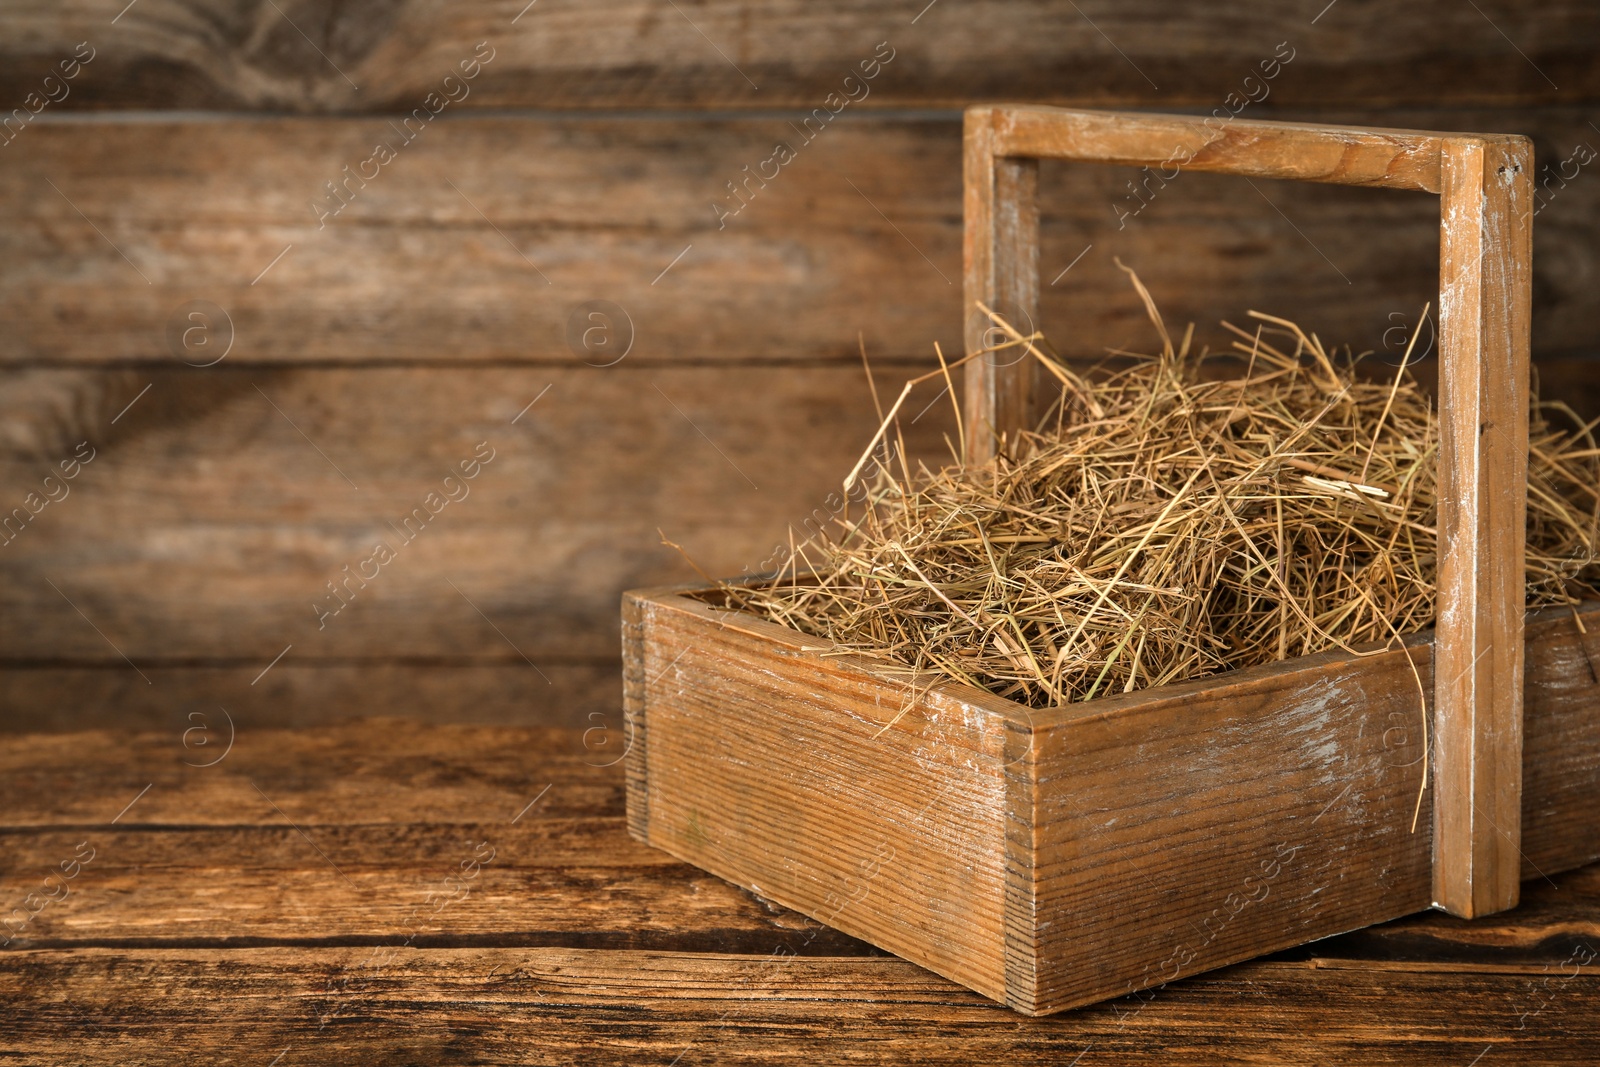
left=628, top=592, right=1018, bottom=1002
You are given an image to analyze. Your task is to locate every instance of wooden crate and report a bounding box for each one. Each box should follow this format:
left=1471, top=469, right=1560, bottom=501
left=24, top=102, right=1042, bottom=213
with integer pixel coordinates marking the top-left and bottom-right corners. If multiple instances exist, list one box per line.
left=624, top=590, right=1600, bottom=1014
left=623, top=108, right=1600, bottom=1014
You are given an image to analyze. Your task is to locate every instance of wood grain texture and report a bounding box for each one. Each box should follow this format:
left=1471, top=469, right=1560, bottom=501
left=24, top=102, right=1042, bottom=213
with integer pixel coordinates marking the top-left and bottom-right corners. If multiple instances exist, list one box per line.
left=627, top=589, right=1024, bottom=1004
left=621, top=588, right=650, bottom=843
left=0, top=720, right=1596, bottom=1061
left=1018, top=605, right=1595, bottom=1003
left=1, top=107, right=1597, bottom=723
left=0, top=365, right=950, bottom=667
left=995, top=106, right=1455, bottom=191
left=2, top=949, right=1597, bottom=1064
left=1027, top=599, right=1600, bottom=1002
left=0, top=721, right=619, bottom=828
left=0, top=720, right=875, bottom=960
left=3, top=112, right=1599, bottom=368
left=0, top=660, right=620, bottom=732
left=0, top=824, right=876, bottom=957
left=3, top=1, right=1599, bottom=112
left=0, top=719, right=858, bottom=955
left=963, top=107, right=1540, bottom=922
left=1517, top=610, right=1600, bottom=880
left=0, top=354, right=1598, bottom=722
left=962, top=107, right=1039, bottom=463
left=1311, top=862, right=1600, bottom=969
left=1, top=116, right=967, bottom=368
left=1017, top=637, right=1434, bottom=1014
left=1433, top=135, right=1535, bottom=917
left=627, top=585, right=1600, bottom=1014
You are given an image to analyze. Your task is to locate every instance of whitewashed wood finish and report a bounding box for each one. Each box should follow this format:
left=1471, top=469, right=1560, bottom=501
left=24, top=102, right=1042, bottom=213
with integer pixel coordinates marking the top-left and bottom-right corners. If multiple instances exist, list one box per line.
left=1433, top=135, right=1534, bottom=917
left=992, top=107, right=1450, bottom=191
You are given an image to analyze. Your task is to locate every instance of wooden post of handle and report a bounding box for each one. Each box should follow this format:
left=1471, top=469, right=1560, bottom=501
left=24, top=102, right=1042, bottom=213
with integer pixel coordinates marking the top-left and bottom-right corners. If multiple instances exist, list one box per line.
left=1433, top=137, right=1533, bottom=917
left=960, top=105, right=1533, bottom=918
left=963, top=108, right=1039, bottom=464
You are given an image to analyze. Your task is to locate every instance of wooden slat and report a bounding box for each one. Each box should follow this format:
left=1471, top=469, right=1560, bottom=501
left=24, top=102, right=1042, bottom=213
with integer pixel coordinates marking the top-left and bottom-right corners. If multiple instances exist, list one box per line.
left=1, top=948, right=1596, bottom=1064
left=1520, top=615, right=1600, bottom=871
left=0, top=722, right=618, bottom=828
left=1433, top=135, right=1534, bottom=917
left=0, top=824, right=877, bottom=957
left=621, top=588, right=651, bottom=843
left=0, top=117, right=968, bottom=367
left=963, top=107, right=1039, bottom=462
left=0, top=365, right=949, bottom=665
left=3, top=1, right=1599, bottom=111
left=0, top=661, right=620, bottom=732
left=1020, top=636, right=1434, bottom=1013
left=3, top=112, right=1600, bottom=368
left=994, top=107, right=1451, bottom=191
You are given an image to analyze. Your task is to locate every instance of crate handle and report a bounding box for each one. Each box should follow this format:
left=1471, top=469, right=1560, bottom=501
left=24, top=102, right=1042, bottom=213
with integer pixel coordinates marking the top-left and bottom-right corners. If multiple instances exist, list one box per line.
left=963, top=105, right=1532, bottom=919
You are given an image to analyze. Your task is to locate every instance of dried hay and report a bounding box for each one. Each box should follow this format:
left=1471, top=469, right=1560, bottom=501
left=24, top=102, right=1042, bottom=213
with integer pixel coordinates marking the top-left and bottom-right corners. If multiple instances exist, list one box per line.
left=711, top=270, right=1600, bottom=711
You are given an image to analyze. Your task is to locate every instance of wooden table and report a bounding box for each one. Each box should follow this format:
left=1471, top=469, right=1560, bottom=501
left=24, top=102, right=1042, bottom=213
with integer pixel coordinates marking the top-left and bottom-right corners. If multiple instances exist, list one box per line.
left=1, top=720, right=1595, bottom=1063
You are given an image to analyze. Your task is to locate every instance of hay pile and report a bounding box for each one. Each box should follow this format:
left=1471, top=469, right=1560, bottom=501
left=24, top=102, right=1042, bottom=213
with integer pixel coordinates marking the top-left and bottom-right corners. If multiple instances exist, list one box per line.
left=715, top=274, right=1600, bottom=710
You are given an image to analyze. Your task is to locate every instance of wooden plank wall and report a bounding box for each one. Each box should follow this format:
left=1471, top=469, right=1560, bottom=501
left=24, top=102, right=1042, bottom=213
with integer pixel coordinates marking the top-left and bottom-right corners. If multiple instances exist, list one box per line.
left=2, top=1, right=1598, bottom=730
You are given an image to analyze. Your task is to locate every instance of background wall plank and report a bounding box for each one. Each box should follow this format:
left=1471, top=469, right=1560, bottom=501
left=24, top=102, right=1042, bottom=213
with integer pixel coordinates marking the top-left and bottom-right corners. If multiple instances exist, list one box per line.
left=0, top=662, right=620, bottom=731
left=0, top=365, right=953, bottom=678
left=1, top=1, right=1597, bottom=112
left=3, top=112, right=1599, bottom=368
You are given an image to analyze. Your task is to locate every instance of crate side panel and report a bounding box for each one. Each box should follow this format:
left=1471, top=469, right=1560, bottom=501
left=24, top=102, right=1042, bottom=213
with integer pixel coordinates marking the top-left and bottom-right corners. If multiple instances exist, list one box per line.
left=1521, top=609, right=1600, bottom=875
left=1024, top=642, right=1436, bottom=1013
left=637, top=596, right=1012, bottom=1002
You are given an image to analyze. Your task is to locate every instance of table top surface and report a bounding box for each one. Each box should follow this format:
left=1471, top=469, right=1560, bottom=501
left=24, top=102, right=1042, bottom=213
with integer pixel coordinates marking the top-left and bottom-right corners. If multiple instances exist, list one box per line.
left=1, top=719, right=1595, bottom=1064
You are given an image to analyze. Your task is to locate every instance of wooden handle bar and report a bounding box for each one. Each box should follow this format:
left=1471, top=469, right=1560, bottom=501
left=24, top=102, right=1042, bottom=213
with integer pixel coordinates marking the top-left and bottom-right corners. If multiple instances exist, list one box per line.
left=962, top=105, right=1532, bottom=919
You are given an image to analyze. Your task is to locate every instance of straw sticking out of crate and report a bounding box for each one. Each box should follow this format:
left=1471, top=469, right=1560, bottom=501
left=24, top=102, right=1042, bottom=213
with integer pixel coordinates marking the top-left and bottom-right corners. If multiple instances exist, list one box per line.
left=712, top=272, right=1600, bottom=712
